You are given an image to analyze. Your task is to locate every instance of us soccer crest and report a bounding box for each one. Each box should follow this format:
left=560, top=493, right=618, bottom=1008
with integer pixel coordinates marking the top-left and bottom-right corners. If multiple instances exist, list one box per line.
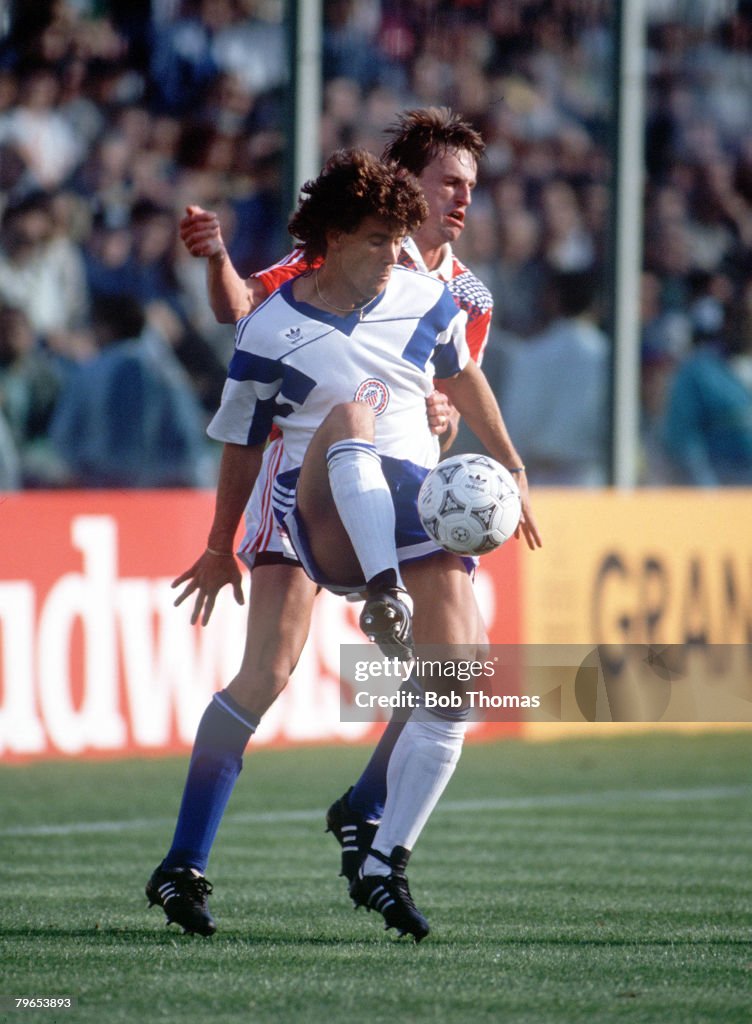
left=354, top=378, right=390, bottom=416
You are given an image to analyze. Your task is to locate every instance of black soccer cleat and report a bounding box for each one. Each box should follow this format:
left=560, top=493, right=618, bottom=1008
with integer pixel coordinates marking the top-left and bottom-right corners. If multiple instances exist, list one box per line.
left=145, top=862, right=216, bottom=936
left=349, top=846, right=429, bottom=943
left=325, top=787, right=379, bottom=884
left=359, top=587, right=415, bottom=662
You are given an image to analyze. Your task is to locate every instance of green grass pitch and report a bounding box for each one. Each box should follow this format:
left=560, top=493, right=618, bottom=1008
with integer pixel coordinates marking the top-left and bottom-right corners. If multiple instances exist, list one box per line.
left=1, top=732, right=751, bottom=1024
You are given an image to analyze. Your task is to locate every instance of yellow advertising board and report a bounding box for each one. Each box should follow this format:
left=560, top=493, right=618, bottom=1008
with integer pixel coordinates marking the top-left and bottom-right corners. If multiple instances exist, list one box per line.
left=520, top=489, right=752, bottom=739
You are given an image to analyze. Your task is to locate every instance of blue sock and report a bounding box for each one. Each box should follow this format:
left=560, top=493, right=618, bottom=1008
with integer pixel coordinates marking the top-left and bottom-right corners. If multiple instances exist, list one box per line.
left=347, top=677, right=418, bottom=821
left=163, top=691, right=259, bottom=872
left=347, top=718, right=406, bottom=821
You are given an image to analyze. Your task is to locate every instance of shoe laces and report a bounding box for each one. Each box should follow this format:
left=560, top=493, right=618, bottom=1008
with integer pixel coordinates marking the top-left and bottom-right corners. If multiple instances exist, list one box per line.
left=175, top=872, right=213, bottom=902
left=390, top=872, right=417, bottom=911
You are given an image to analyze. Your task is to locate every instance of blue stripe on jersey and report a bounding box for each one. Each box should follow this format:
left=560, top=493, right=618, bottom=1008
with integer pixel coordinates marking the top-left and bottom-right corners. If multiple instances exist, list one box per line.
left=274, top=363, right=318, bottom=420
left=227, top=350, right=281, bottom=384
left=432, top=333, right=466, bottom=379
left=246, top=396, right=278, bottom=445
left=280, top=365, right=317, bottom=405
left=226, top=349, right=317, bottom=432
left=401, top=287, right=463, bottom=375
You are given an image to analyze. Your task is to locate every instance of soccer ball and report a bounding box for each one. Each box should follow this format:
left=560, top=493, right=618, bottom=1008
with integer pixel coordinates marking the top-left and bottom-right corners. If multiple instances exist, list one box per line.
left=417, top=454, right=522, bottom=556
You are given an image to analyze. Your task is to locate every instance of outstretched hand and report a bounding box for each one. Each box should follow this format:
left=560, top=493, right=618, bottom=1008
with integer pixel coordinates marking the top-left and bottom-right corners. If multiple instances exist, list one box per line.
left=172, top=549, right=245, bottom=626
left=514, top=472, right=543, bottom=551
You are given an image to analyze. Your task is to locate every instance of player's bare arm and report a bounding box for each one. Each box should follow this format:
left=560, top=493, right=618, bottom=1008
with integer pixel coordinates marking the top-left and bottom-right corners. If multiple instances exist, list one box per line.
left=440, top=360, right=543, bottom=550
left=440, top=405, right=461, bottom=451
left=179, top=205, right=266, bottom=323
left=172, top=441, right=265, bottom=625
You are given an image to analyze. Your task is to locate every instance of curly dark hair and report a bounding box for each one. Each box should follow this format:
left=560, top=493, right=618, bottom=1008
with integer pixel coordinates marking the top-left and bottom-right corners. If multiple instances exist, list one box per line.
left=382, top=107, right=485, bottom=177
left=288, top=149, right=428, bottom=261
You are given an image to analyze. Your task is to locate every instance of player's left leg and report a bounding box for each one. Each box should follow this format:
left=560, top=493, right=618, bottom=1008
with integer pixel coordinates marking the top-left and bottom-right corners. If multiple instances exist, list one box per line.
left=330, top=574, right=488, bottom=852
left=349, top=553, right=483, bottom=940
left=327, top=553, right=487, bottom=880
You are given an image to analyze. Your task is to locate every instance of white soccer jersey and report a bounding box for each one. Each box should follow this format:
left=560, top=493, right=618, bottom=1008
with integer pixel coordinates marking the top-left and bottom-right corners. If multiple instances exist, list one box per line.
left=399, top=237, right=493, bottom=364
left=208, top=266, right=469, bottom=484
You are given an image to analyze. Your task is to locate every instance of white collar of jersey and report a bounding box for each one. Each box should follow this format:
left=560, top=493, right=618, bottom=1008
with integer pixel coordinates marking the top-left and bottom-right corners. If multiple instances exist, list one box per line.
left=402, top=235, right=454, bottom=281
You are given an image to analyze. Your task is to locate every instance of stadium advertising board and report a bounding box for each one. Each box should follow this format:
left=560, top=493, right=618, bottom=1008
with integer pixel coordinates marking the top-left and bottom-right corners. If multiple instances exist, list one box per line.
left=1, top=490, right=750, bottom=759
left=522, top=490, right=752, bottom=738
left=0, top=491, right=520, bottom=760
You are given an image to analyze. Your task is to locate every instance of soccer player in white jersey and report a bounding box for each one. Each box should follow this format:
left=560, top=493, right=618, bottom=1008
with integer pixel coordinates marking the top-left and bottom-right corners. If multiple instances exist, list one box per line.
left=146, top=111, right=541, bottom=938
left=203, top=149, right=532, bottom=939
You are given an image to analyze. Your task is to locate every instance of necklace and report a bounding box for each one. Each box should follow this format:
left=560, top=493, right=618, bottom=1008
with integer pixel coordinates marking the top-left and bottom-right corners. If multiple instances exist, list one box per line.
left=314, top=270, right=373, bottom=321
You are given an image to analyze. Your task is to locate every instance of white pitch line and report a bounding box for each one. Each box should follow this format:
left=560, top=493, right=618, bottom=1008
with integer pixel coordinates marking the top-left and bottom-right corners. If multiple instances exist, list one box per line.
left=1, top=784, right=749, bottom=839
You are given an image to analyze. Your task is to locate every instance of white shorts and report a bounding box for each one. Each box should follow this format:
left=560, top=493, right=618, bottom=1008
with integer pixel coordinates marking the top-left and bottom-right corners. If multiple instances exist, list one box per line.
left=237, top=436, right=299, bottom=570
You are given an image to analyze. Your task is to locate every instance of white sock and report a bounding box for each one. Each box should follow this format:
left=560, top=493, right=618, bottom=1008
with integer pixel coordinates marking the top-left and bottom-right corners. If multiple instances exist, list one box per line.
left=326, top=439, right=404, bottom=587
left=362, top=707, right=466, bottom=876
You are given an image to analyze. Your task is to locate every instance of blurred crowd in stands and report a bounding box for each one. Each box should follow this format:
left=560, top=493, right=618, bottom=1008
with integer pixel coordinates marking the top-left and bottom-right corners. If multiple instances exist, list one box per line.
left=0, top=0, right=751, bottom=489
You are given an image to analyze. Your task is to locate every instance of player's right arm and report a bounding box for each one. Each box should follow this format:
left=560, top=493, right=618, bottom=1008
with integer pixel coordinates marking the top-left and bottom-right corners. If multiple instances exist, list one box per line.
left=440, top=359, right=543, bottom=551
left=206, top=250, right=268, bottom=323
left=179, top=205, right=266, bottom=322
left=172, top=441, right=265, bottom=625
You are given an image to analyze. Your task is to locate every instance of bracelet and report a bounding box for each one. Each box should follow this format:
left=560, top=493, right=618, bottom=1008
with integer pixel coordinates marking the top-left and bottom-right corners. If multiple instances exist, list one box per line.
left=508, top=465, right=526, bottom=474
left=206, top=546, right=235, bottom=557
